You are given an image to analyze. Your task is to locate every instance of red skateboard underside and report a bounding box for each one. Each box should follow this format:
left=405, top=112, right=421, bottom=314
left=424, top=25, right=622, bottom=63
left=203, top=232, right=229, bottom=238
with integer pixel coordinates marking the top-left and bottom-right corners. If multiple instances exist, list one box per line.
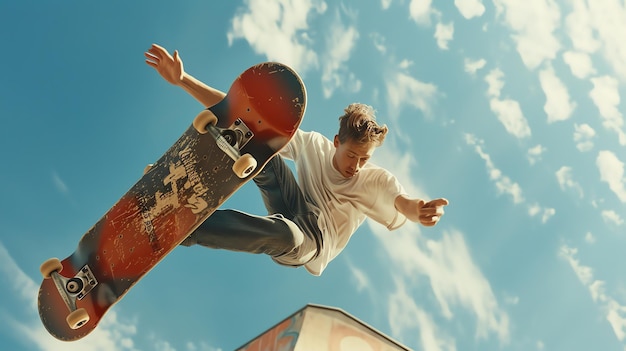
left=38, top=62, right=306, bottom=341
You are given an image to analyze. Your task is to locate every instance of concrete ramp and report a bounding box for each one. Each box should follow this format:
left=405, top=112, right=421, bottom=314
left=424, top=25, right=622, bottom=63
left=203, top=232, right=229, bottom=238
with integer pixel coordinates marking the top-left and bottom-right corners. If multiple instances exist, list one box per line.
left=237, top=304, right=411, bottom=351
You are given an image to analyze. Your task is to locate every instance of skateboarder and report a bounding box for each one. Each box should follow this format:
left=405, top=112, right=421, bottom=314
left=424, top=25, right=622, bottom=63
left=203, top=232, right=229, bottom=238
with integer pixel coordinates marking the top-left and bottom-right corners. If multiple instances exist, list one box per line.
left=145, top=44, right=449, bottom=276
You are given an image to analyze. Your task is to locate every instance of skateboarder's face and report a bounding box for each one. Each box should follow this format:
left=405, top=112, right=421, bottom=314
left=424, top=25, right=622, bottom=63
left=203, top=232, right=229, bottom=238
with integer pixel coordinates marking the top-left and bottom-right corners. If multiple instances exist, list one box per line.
left=332, top=136, right=376, bottom=178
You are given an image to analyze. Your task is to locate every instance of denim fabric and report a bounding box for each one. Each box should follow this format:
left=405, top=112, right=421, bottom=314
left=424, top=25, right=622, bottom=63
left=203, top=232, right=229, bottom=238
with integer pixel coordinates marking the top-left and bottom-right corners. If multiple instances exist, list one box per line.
left=181, top=156, right=321, bottom=265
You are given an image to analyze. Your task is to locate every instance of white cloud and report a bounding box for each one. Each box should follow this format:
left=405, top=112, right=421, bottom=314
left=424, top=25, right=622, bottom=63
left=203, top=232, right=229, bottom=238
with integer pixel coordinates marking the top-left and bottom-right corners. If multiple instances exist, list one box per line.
left=485, top=69, right=505, bottom=98
left=559, top=246, right=593, bottom=285
left=559, top=245, right=626, bottom=343
left=321, top=8, right=361, bottom=98
left=485, top=69, right=532, bottom=139
left=185, top=341, right=222, bottom=351
left=385, top=70, right=439, bottom=121
left=587, top=2, right=626, bottom=80
left=596, top=150, right=626, bottom=203
left=370, top=32, right=387, bottom=54
left=52, top=171, right=69, bottom=194
left=465, top=134, right=525, bottom=204
left=373, top=224, right=510, bottom=343
left=539, top=65, right=576, bottom=123
left=564, top=0, right=600, bottom=53
left=0, top=244, right=38, bottom=302
left=464, top=58, right=487, bottom=76
left=528, top=203, right=556, bottom=223
left=528, top=204, right=541, bottom=217
left=399, top=59, right=413, bottom=70
left=602, top=210, right=624, bottom=226
left=489, top=99, right=531, bottom=139
left=563, top=51, right=596, bottom=79
left=541, top=208, right=556, bottom=223
left=388, top=279, right=456, bottom=351
left=585, top=232, right=596, bottom=244
left=454, top=0, right=485, bottom=19
left=573, top=123, right=596, bottom=152
left=435, top=21, right=454, bottom=50
left=565, top=0, right=626, bottom=80
left=409, top=0, right=436, bottom=26
left=492, top=0, right=561, bottom=70
left=527, top=144, right=547, bottom=165
left=589, top=76, right=626, bottom=145
left=555, top=166, right=584, bottom=198
left=227, top=0, right=327, bottom=74
left=344, top=257, right=371, bottom=293
left=504, top=295, right=519, bottom=305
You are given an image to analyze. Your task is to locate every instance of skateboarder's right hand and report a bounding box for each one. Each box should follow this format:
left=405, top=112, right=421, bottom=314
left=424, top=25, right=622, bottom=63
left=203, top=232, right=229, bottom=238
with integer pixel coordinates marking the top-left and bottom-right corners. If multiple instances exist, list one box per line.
left=145, top=44, right=185, bottom=86
left=144, top=43, right=226, bottom=108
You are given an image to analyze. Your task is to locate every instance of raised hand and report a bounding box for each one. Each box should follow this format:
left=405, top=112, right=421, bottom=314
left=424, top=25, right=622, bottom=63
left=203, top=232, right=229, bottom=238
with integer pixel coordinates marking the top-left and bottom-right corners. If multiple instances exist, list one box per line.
left=145, top=44, right=185, bottom=86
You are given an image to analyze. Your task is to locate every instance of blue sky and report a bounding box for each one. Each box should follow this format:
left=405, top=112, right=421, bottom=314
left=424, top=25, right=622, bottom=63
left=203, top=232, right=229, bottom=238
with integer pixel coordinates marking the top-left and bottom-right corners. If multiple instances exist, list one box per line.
left=1, top=0, right=626, bottom=350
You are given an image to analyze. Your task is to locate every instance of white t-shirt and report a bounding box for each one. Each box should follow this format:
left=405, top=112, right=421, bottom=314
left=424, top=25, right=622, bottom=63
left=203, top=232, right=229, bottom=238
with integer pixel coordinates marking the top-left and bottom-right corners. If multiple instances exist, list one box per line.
left=279, top=130, right=407, bottom=275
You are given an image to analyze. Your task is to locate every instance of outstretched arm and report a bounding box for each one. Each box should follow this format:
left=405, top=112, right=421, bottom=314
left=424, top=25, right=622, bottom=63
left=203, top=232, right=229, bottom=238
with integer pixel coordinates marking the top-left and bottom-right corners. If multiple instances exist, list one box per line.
left=144, top=44, right=225, bottom=107
left=394, top=195, right=449, bottom=227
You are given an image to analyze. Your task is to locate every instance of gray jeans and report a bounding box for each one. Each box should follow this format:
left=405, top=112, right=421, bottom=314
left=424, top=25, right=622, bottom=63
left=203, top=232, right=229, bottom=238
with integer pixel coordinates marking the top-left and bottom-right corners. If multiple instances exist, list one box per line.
left=180, top=156, right=321, bottom=266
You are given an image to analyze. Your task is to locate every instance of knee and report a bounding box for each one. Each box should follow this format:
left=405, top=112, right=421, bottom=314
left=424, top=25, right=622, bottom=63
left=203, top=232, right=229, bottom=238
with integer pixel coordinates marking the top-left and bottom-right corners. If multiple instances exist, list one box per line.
left=272, top=214, right=304, bottom=249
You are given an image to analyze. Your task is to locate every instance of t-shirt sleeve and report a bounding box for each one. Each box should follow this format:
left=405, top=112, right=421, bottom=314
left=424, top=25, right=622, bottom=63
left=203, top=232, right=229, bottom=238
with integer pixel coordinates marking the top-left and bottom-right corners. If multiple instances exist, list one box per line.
left=279, top=129, right=306, bottom=160
left=368, top=169, right=407, bottom=230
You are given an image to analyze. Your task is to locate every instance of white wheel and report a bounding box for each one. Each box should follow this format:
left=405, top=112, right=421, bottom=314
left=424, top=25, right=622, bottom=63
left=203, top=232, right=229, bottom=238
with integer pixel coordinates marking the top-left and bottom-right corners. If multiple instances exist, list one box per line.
left=40, top=258, right=62, bottom=279
left=67, top=308, right=90, bottom=329
left=232, top=154, right=257, bottom=178
left=193, top=110, right=218, bottom=134
left=143, top=163, right=154, bottom=175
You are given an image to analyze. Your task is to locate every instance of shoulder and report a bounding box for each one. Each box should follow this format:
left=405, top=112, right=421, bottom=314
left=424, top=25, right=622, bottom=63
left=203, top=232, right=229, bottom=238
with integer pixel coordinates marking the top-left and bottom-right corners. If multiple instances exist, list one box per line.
left=361, top=163, right=402, bottom=187
left=294, top=130, right=331, bottom=146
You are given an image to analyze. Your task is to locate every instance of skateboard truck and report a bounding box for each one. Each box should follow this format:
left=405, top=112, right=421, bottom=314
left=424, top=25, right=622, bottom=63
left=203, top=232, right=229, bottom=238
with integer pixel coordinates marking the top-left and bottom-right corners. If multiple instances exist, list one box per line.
left=40, top=258, right=96, bottom=329
left=193, top=110, right=258, bottom=178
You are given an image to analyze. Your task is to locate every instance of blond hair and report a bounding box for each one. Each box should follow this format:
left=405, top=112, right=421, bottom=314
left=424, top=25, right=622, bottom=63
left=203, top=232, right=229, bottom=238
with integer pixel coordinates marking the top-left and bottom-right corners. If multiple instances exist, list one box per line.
left=337, top=103, right=388, bottom=146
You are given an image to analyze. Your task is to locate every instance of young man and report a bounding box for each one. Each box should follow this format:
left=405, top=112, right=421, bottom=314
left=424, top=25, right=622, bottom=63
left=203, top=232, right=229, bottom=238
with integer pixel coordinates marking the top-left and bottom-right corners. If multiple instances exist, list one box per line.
left=145, top=44, right=449, bottom=276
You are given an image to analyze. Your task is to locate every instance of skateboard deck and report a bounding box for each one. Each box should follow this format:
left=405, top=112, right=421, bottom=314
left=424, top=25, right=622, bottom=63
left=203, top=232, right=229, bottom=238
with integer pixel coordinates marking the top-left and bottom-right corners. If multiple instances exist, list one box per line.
left=38, top=62, right=306, bottom=341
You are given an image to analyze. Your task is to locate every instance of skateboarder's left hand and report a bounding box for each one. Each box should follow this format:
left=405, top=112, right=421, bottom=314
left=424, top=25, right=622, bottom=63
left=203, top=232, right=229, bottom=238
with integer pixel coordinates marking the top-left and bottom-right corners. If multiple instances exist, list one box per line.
left=417, top=198, right=448, bottom=227
left=395, top=196, right=449, bottom=227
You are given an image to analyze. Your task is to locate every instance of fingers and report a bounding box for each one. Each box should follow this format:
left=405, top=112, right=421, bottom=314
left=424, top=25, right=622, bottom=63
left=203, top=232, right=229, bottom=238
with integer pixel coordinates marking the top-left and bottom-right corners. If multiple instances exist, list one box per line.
left=145, top=54, right=158, bottom=68
left=419, top=198, right=448, bottom=227
left=419, top=215, right=440, bottom=227
left=144, top=49, right=160, bottom=68
left=425, top=198, right=449, bottom=207
left=144, top=44, right=172, bottom=66
left=148, top=43, right=169, bottom=58
left=419, top=212, right=440, bottom=221
left=420, top=204, right=445, bottom=216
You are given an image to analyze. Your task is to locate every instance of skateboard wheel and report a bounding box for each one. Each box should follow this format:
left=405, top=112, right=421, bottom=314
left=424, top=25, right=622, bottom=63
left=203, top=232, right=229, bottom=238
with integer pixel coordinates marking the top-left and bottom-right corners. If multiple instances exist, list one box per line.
left=193, top=110, right=218, bottom=134
left=40, top=258, right=63, bottom=279
left=66, top=308, right=90, bottom=329
left=232, top=153, right=257, bottom=178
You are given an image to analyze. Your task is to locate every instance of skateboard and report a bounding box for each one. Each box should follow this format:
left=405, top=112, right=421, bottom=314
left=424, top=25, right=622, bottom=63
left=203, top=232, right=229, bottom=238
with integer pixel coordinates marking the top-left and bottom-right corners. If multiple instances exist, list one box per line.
left=38, top=62, right=306, bottom=341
